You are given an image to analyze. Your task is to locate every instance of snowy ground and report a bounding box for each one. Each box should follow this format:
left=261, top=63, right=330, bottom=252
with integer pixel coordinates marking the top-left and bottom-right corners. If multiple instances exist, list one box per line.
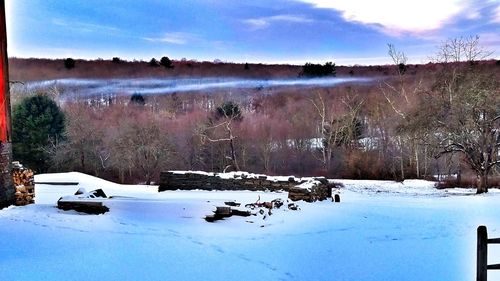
left=1, top=172, right=500, bottom=281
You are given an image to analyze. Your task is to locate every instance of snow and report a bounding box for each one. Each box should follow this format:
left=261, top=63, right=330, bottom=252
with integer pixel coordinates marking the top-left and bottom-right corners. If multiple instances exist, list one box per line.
left=295, top=178, right=324, bottom=190
left=2, top=172, right=500, bottom=280
left=171, top=170, right=293, bottom=181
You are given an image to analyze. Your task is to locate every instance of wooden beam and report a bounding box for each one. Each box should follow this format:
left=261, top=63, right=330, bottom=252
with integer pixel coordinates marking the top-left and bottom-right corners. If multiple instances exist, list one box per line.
left=487, top=238, right=500, bottom=244
left=487, top=264, right=500, bottom=270
left=0, top=0, right=11, bottom=142
left=0, top=0, right=14, bottom=209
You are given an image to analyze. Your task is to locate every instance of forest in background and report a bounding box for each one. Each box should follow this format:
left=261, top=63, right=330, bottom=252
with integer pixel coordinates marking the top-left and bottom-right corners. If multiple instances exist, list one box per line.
left=8, top=38, right=500, bottom=192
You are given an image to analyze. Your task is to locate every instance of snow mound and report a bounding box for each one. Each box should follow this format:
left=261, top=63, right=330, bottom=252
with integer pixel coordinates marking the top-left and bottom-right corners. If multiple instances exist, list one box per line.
left=35, top=171, right=120, bottom=188
left=334, top=178, right=481, bottom=196
left=34, top=172, right=158, bottom=204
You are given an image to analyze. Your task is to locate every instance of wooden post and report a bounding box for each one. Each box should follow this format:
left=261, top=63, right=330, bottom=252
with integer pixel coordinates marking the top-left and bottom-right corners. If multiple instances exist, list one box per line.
left=0, top=0, right=14, bottom=209
left=334, top=194, right=340, bottom=203
left=0, top=0, right=10, bottom=142
left=478, top=225, right=488, bottom=281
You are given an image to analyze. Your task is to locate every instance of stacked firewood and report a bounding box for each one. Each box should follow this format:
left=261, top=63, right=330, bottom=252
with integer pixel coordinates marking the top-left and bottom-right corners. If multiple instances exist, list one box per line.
left=12, top=161, right=35, bottom=206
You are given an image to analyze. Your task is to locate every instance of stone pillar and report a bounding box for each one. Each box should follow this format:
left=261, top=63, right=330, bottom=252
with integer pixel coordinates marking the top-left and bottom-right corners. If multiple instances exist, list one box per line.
left=0, top=0, right=14, bottom=209
left=0, top=142, right=13, bottom=208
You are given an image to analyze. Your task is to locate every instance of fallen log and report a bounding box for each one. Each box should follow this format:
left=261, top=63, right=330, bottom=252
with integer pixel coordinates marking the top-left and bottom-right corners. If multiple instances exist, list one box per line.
left=224, top=201, right=241, bottom=207
left=57, top=200, right=109, bottom=215
left=231, top=209, right=251, bottom=217
left=57, top=189, right=109, bottom=214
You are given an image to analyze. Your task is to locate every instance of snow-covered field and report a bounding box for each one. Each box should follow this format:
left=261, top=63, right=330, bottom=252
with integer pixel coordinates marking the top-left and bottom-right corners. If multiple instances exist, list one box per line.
left=1, top=172, right=500, bottom=281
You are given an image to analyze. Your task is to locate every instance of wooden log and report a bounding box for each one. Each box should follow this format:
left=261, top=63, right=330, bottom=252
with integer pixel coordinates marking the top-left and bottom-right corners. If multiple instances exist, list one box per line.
left=205, top=215, right=217, bottom=222
left=17, top=185, right=26, bottom=193
left=231, top=209, right=251, bottom=217
left=215, top=206, right=232, bottom=216
left=57, top=200, right=109, bottom=215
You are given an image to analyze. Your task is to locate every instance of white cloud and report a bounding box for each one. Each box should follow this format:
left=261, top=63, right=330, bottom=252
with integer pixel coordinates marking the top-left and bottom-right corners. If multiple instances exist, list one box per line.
left=143, top=32, right=195, bottom=45
left=243, top=14, right=313, bottom=29
left=51, top=18, right=119, bottom=33
left=493, top=5, right=500, bottom=23
left=244, top=18, right=270, bottom=29
left=295, top=0, right=467, bottom=35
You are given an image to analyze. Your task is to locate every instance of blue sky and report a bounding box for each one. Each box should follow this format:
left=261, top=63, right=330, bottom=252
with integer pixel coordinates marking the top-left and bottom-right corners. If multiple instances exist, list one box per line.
left=6, top=0, right=500, bottom=65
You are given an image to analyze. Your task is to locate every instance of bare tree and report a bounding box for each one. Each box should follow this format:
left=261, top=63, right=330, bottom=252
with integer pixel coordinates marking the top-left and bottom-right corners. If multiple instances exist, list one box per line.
left=49, top=104, right=108, bottom=175
left=199, top=101, right=242, bottom=172
left=110, top=111, right=171, bottom=185
left=310, top=91, right=364, bottom=173
left=406, top=36, right=499, bottom=193
left=381, top=44, right=428, bottom=179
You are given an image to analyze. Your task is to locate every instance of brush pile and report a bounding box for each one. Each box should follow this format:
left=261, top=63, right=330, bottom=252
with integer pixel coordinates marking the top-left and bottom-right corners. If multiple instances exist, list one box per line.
left=205, top=197, right=300, bottom=223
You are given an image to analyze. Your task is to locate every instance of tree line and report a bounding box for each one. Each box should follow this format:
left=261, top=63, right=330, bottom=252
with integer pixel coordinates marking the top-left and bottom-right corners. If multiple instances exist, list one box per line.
left=11, top=37, right=500, bottom=193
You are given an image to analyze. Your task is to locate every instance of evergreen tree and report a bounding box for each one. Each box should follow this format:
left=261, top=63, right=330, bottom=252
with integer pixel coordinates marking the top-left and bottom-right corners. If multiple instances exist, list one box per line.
left=215, top=101, right=242, bottom=120
left=12, top=95, right=65, bottom=172
left=149, top=58, right=160, bottom=67
left=302, top=62, right=336, bottom=77
left=130, top=93, right=146, bottom=106
left=160, top=56, right=174, bottom=69
left=64, top=58, right=75, bottom=69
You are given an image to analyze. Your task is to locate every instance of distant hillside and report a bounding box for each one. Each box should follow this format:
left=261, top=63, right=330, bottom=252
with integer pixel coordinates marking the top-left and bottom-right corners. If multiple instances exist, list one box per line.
left=8, top=57, right=499, bottom=82
left=9, top=58, right=302, bottom=81
left=8, top=57, right=412, bottom=82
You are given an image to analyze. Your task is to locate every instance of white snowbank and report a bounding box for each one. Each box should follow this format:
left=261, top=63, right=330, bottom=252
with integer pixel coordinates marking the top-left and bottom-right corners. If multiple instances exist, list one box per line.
left=335, top=178, right=487, bottom=196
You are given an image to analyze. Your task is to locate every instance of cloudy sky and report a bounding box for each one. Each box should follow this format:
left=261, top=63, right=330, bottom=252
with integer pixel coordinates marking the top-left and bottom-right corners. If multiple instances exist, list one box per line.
left=6, top=0, right=500, bottom=65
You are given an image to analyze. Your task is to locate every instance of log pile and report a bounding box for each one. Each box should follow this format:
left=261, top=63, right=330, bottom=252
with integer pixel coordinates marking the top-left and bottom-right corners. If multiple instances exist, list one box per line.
left=12, top=161, right=35, bottom=206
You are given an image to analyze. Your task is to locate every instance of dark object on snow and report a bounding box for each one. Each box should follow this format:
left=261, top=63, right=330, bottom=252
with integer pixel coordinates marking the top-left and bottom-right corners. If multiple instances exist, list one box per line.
left=205, top=206, right=233, bottom=222
left=90, top=189, right=107, bottom=198
left=204, top=215, right=218, bottom=222
left=57, top=189, right=109, bottom=215
left=231, top=209, right=251, bottom=217
left=272, top=198, right=284, bottom=209
left=74, top=188, right=86, bottom=195
left=57, top=200, right=109, bottom=215
left=72, top=188, right=107, bottom=198
left=35, top=181, right=78, bottom=185
left=334, top=194, right=341, bottom=202
left=288, top=203, right=299, bottom=211
left=205, top=205, right=253, bottom=222
left=216, top=206, right=231, bottom=215
left=224, top=201, right=241, bottom=207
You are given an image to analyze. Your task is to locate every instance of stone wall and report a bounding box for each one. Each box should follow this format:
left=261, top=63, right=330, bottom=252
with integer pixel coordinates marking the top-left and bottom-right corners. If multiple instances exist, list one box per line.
left=0, top=142, right=14, bottom=208
left=159, top=171, right=338, bottom=202
left=159, top=171, right=298, bottom=192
